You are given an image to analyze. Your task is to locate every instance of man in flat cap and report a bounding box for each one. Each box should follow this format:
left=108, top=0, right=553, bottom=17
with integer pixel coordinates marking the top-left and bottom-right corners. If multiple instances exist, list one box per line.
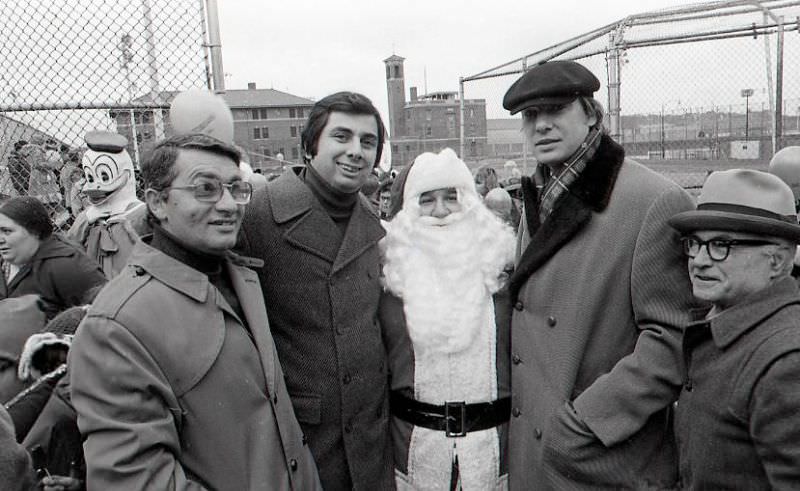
left=501, top=60, right=696, bottom=488
left=669, top=169, right=800, bottom=488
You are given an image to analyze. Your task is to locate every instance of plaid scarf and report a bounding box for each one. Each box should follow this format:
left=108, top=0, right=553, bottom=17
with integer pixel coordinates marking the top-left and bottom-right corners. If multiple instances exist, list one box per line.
left=536, top=127, right=602, bottom=223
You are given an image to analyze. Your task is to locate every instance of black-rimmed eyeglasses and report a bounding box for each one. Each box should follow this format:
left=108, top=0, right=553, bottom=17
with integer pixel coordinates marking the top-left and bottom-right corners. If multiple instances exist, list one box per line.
left=680, top=236, right=777, bottom=262
left=168, top=180, right=253, bottom=205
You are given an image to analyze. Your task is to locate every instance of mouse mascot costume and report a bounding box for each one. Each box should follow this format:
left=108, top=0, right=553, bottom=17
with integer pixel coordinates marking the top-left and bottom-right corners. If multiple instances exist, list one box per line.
left=67, top=132, right=149, bottom=278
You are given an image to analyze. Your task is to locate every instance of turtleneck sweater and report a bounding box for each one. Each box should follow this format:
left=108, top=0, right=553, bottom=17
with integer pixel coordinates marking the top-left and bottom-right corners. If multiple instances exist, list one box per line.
left=150, top=224, right=247, bottom=327
left=302, top=164, right=358, bottom=240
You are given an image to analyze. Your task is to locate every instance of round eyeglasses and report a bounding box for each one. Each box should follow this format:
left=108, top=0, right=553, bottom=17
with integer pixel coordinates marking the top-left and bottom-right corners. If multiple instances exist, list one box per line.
left=680, top=236, right=777, bottom=262
left=168, top=179, right=253, bottom=205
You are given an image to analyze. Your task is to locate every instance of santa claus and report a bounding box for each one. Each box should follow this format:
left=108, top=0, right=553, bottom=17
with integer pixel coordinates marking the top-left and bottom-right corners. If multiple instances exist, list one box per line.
left=380, top=148, right=516, bottom=490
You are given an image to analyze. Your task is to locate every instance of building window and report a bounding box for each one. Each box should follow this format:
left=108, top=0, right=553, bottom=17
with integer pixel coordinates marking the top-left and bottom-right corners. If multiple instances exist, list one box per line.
left=394, top=65, right=401, bottom=78
left=291, top=147, right=299, bottom=159
left=289, top=108, right=296, bottom=118
left=253, top=127, right=261, bottom=139
left=426, top=126, right=432, bottom=137
left=262, top=127, right=269, bottom=139
left=392, top=145, right=398, bottom=154
left=297, top=108, right=304, bottom=118
left=290, top=126, right=297, bottom=137
left=252, top=109, right=259, bottom=120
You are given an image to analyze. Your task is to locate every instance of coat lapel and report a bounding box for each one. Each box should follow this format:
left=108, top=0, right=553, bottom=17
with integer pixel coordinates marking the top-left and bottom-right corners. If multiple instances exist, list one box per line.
left=332, top=195, right=385, bottom=275
left=509, top=135, right=626, bottom=300
left=268, top=170, right=339, bottom=264
left=227, top=262, right=277, bottom=394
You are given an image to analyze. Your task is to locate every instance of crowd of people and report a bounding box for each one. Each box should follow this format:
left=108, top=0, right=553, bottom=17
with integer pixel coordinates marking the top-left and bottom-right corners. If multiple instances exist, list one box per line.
left=2, top=60, right=800, bottom=490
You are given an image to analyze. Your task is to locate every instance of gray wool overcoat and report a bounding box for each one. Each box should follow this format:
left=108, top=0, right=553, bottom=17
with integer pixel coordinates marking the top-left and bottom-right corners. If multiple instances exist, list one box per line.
left=238, top=168, right=393, bottom=490
left=70, top=241, right=320, bottom=490
left=508, top=135, right=696, bottom=489
left=677, top=277, right=800, bottom=489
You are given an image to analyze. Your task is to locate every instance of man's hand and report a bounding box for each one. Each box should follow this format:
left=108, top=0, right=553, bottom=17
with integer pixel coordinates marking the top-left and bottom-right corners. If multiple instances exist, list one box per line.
left=41, top=475, right=83, bottom=491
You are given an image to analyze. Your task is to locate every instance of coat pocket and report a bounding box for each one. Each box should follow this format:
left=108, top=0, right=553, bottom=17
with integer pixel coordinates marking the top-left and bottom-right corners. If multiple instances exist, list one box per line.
left=289, top=392, right=322, bottom=425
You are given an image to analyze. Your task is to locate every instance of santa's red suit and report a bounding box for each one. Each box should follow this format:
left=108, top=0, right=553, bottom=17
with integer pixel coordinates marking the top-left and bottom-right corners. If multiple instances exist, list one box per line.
left=380, top=149, right=515, bottom=490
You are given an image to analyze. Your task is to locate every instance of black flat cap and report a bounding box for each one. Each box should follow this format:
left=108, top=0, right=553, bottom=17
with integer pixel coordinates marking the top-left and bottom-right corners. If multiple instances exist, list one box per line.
left=503, top=60, right=600, bottom=114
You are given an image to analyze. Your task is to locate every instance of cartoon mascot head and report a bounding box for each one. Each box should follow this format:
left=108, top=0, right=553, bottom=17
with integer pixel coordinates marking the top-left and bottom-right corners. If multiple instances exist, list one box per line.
left=81, top=132, right=138, bottom=211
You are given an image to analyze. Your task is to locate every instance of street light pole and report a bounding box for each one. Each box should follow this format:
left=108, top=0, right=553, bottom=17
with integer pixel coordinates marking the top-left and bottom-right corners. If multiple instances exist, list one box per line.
left=741, top=88, right=754, bottom=140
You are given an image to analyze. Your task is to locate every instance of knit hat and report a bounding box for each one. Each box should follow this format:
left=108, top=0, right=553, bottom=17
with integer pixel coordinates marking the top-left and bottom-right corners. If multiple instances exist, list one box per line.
left=17, top=306, right=88, bottom=380
left=402, top=148, right=477, bottom=206
left=0, top=196, right=53, bottom=239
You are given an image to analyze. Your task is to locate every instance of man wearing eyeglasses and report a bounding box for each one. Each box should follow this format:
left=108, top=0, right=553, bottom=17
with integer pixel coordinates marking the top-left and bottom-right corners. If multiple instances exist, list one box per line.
left=669, top=169, right=800, bottom=489
left=501, top=60, right=696, bottom=489
left=69, top=134, right=321, bottom=490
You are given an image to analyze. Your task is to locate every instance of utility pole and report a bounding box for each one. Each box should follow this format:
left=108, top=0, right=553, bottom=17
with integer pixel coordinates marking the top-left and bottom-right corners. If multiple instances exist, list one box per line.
left=741, top=88, right=754, bottom=139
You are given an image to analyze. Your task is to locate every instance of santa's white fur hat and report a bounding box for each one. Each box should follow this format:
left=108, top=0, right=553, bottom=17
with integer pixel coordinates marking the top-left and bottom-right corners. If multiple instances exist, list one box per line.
left=402, top=148, right=477, bottom=205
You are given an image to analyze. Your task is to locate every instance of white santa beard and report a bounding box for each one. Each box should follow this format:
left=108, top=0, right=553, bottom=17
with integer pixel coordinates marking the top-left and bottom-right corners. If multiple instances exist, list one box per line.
left=395, top=214, right=502, bottom=490
left=400, top=214, right=492, bottom=357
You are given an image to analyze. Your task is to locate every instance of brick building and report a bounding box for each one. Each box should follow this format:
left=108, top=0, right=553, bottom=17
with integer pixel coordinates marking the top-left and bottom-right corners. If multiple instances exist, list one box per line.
left=111, top=84, right=315, bottom=170
left=384, top=55, right=487, bottom=168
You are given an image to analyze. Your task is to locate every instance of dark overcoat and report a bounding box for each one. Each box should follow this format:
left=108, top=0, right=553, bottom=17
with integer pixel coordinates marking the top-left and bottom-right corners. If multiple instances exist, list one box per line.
left=239, top=169, right=393, bottom=490
left=676, top=277, right=800, bottom=489
left=0, top=234, right=106, bottom=319
left=70, top=242, right=320, bottom=490
left=508, top=135, right=695, bottom=489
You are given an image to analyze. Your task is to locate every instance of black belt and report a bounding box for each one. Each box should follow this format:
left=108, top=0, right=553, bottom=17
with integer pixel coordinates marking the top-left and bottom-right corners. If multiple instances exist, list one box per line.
left=389, top=391, right=510, bottom=437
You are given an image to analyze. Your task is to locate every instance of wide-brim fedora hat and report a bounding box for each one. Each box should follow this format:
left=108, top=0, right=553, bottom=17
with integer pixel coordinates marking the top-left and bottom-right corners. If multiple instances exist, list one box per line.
left=669, top=169, right=800, bottom=242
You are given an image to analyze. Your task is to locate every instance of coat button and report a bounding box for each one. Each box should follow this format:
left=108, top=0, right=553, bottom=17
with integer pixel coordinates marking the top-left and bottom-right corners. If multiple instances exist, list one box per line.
left=535, top=428, right=542, bottom=439
left=343, top=374, right=352, bottom=384
left=512, top=407, right=521, bottom=417
left=512, top=354, right=522, bottom=365
left=514, top=301, right=524, bottom=311
left=344, top=423, right=353, bottom=434
left=547, top=316, right=557, bottom=327
left=133, top=265, right=145, bottom=276
left=289, top=459, right=298, bottom=471
left=684, top=379, right=693, bottom=392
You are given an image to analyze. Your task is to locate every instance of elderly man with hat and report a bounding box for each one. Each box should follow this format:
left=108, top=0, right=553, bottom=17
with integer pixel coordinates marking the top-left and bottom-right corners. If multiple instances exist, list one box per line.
left=669, top=169, right=800, bottom=488
left=501, top=60, right=696, bottom=488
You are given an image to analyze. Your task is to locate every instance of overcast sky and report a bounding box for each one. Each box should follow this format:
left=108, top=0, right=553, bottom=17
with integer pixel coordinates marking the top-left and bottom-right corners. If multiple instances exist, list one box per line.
left=216, top=0, right=703, bottom=121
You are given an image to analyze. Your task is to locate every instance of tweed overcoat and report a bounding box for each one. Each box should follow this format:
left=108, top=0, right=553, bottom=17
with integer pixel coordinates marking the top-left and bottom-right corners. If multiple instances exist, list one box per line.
left=69, top=241, right=320, bottom=490
left=676, top=277, right=800, bottom=489
left=508, top=135, right=695, bottom=489
left=238, top=169, right=393, bottom=490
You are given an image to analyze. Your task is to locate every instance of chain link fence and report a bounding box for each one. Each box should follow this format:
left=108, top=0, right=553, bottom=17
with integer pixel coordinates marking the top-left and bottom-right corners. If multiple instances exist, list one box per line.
left=0, top=0, right=211, bottom=228
left=460, top=0, right=800, bottom=196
